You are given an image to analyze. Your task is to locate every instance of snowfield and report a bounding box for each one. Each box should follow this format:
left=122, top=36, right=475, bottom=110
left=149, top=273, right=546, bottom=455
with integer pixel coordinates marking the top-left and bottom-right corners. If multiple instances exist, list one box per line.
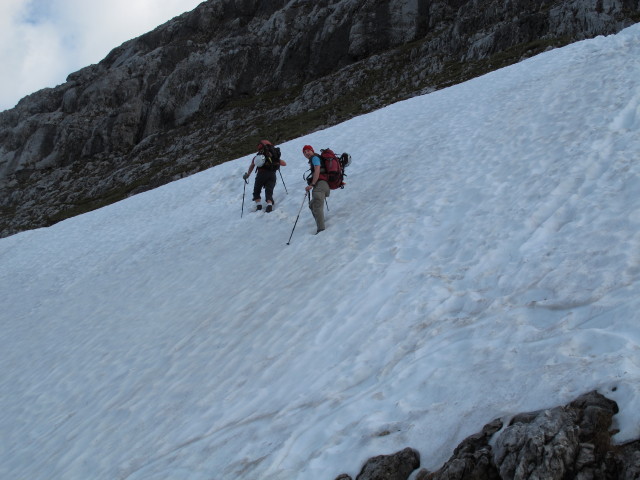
left=1, top=23, right=640, bottom=480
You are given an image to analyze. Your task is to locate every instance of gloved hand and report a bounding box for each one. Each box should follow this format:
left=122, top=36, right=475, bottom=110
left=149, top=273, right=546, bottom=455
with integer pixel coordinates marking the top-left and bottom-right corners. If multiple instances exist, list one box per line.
left=243, top=172, right=249, bottom=180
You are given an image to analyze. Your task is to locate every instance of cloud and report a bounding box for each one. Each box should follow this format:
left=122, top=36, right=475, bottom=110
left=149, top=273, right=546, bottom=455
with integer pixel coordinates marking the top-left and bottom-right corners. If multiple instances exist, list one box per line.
left=0, top=0, right=203, bottom=111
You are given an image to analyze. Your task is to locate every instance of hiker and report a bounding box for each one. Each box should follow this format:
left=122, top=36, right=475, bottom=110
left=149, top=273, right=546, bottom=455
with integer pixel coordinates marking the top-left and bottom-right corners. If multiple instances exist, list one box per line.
left=243, top=140, right=286, bottom=212
left=302, top=145, right=329, bottom=234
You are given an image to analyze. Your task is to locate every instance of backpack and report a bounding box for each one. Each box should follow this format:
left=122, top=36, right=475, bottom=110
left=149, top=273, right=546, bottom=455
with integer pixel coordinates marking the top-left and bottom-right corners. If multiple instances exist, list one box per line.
left=318, top=148, right=350, bottom=189
left=258, top=140, right=281, bottom=171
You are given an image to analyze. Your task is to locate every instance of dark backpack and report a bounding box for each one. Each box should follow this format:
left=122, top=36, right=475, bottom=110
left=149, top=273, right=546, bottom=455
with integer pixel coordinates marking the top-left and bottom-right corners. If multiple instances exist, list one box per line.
left=258, top=140, right=281, bottom=171
left=319, top=148, right=350, bottom=189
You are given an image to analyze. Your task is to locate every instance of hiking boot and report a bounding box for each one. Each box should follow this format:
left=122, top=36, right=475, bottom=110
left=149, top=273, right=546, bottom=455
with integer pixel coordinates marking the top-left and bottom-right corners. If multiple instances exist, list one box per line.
left=256, top=204, right=262, bottom=211
left=266, top=205, right=273, bottom=213
left=315, top=228, right=325, bottom=235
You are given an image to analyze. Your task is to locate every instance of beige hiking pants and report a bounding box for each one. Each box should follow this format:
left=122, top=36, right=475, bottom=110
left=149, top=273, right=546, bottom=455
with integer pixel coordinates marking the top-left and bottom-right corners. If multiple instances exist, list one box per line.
left=310, top=180, right=330, bottom=231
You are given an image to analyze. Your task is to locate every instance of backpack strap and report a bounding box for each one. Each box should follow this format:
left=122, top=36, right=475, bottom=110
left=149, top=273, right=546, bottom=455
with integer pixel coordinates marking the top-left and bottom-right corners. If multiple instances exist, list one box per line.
left=308, top=154, right=324, bottom=172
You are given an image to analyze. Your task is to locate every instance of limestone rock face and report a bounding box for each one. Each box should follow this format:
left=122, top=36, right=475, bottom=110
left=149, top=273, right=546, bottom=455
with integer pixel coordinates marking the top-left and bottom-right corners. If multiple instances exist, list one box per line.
left=355, top=447, right=420, bottom=480
left=337, top=391, right=639, bottom=480
left=1, top=0, right=638, bottom=237
left=415, top=391, right=639, bottom=480
left=333, top=447, right=420, bottom=480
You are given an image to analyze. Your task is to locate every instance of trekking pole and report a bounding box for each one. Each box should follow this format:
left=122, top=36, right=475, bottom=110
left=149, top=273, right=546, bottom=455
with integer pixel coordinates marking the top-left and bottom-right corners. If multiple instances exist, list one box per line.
left=241, top=178, right=248, bottom=218
left=278, top=169, right=288, bottom=194
left=325, top=198, right=329, bottom=211
left=287, top=193, right=308, bottom=245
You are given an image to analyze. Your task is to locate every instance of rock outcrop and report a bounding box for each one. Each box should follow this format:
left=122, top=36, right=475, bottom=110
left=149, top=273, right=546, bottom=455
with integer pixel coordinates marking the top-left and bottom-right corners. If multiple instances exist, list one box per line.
left=334, top=391, right=640, bottom=480
left=335, top=447, right=421, bottom=480
left=1, top=0, right=639, bottom=237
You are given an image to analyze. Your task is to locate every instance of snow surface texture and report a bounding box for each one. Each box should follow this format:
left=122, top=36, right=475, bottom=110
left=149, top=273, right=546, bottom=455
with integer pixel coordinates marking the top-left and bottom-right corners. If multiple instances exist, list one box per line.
left=2, top=24, right=640, bottom=480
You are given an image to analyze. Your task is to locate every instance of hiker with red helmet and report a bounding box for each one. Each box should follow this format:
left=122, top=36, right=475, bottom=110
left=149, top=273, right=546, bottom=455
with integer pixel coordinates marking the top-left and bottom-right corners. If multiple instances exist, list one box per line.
left=302, top=145, right=329, bottom=234
left=243, top=140, right=286, bottom=212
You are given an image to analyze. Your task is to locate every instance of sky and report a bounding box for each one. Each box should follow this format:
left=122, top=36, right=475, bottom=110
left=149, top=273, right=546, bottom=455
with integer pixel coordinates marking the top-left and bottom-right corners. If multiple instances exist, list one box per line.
left=1, top=23, right=640, bottom=480
left=0, top=0, right=203, bottom=112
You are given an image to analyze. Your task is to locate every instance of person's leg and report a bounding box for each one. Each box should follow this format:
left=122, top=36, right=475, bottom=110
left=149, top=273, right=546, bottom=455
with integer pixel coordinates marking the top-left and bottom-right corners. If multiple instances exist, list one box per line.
left=311, top=181, right=330, bottom=231
left=252, top=173, right=265, bottom=210
left=264, top=173, right=277, bottom=212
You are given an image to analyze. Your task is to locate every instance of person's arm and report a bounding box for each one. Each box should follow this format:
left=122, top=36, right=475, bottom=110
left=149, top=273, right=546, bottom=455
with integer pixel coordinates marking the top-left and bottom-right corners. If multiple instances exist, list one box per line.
left=305, top=164, right=320, bottom=191
left=243, top=159, right=255, bottom=180
left=279, top=159, right=287, bottom=166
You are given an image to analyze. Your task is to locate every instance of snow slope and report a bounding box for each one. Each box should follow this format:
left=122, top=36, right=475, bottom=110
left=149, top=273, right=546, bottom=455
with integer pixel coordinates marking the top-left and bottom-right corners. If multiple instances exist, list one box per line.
left=1, top=24, right=640, bottom=480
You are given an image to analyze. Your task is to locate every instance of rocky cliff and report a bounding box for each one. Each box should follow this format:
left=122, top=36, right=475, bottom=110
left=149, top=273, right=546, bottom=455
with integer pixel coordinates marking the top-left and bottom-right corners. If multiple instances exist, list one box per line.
left=1, top=0, right=639, bottom=237
left=335, top=391, right=640, bottom=480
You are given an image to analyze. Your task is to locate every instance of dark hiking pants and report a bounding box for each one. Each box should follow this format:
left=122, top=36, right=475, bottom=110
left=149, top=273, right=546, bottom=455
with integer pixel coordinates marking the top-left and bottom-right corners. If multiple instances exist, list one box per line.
left=253, top=169, right=277, bottom=204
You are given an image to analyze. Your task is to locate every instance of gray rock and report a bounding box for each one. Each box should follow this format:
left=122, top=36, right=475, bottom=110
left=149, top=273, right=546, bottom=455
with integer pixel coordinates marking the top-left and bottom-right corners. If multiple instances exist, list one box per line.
left=617, top=439, right=640, bottom=479
left=413, top=390, right=640, bottom=480
left=340, top=391, right=639, bottom=480
left=416, top=419, right=503, bottom=480
left=356, top=447, right=420, bottom=480
left=1, top=0, right=639, bottom=237
left=335, top=474, right=353, bottom=480
left=493, top=391, right=619, bottom=479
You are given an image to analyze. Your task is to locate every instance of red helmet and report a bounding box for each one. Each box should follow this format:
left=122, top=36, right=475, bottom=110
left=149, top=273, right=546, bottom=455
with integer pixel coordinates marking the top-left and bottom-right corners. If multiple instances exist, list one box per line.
left=257, top=140, right=272, bottom=151
left=302, top=145, right=314, bottom=153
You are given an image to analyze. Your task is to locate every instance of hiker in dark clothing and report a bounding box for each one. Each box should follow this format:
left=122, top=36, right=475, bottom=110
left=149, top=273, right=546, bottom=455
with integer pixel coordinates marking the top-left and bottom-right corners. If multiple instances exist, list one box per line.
left=243, top=140, right=286, bottom=212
